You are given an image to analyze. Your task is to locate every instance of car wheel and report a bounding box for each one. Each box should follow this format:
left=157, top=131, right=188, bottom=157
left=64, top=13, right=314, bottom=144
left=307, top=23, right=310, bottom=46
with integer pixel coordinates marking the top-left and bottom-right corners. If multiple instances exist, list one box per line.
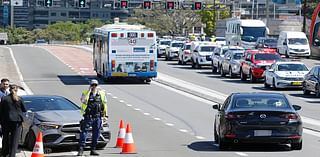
left=240, top=69, right=247, bottom=81
left=219, top=137, right=229, bottom=151
left=191, top=60, right=196, bottom=69
left=272, top=79, right=277, bottom=89
left=264, top=77, right=270, bottom=88
left=250, top=71, right=256, bottom=83
left=229, top=67, right=234, bottom=78
left=96, top=143, right=108, bottom=150
left=315, top=85, right=320, bottom=97
left=195, top=60, right=201, bottom=69
left=220, top=66, right=225, bottom=77
left=178, top=59, right=182, bottom=65
left=302, top=84, right=311, bottom=95
left=285, top=51, right=289, bottom=58
left=181, top=58, right=185, bottom=65
left=291, top=140, right=302, bottom=150
left=212, top=62, right=217, bottom=73
left=217, top=64, right=221, bottom=73
left=25, top=130, right=36, bottom=151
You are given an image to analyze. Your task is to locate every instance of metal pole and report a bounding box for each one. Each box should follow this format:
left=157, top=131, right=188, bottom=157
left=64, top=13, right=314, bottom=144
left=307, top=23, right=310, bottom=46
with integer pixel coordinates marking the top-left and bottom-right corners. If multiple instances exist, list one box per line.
left=266, top=0, right=269, bottom=26
left=273, top=2, right=275, bottom=19
left=302, top=0, right=307, bottom=33
left=251, top=0, right=254, bottom=19
left=10, top=4, right=14, bottom=28
left=256, top=1, right=258, bottom=19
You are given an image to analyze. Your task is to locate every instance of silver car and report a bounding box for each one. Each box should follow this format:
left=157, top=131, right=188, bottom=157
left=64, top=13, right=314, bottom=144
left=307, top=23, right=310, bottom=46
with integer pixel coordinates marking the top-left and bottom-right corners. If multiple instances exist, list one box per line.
left=20, top=95, right=110, bottom=150
left=220, top=50, right=245, bottom=78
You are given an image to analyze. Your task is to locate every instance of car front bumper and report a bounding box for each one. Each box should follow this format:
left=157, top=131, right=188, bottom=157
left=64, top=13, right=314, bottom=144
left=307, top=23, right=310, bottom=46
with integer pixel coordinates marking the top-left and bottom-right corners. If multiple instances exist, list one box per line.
left=276, top=80, right=303, bottom=88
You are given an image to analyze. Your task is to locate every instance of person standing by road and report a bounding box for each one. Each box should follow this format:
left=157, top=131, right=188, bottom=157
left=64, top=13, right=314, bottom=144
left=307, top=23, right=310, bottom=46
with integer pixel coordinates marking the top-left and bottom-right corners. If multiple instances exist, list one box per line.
left=0, top=84, right=26, bottom=157
left=77, top=79, right=108, bottom=156
left=0, top=78, right=10, bottom=100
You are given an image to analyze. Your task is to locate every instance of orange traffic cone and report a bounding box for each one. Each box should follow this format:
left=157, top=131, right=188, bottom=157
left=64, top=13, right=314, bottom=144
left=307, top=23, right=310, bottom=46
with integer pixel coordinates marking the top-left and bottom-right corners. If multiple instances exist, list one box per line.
left=31, top=132, right=44, bottom=157
left=121, top=123, right=136, bottom=154
left=115, top=120, right=126, bottom=148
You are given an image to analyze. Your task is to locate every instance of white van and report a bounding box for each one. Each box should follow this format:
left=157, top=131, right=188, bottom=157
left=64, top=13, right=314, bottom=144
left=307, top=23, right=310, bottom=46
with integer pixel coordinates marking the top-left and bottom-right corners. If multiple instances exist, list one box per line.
left=277, top=31, right=311, bottom=58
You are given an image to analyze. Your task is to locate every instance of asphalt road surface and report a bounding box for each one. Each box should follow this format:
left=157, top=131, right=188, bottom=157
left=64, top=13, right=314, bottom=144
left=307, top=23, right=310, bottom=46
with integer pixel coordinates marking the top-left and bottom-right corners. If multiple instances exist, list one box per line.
left=4, top=45, right=320, bottom=157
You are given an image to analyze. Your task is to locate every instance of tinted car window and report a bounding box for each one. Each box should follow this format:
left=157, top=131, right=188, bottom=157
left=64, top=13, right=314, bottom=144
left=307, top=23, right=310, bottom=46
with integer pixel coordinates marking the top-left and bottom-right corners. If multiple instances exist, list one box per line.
left=23, top=97, right=79, bottom=112
left=277, top=64, right=308, bottom=71
left=185, top=45, right=191, bottom=50
left=232, top=95, right=291, bottom=110
left=288, top=38, right=308, bottom=45
left=160, top=41, right=170, bottom=45
left=200, top=46, right=215, bottom=52
left=254, top=54, right=281, bottom=60
left=264, top=39, right=277, bottom=44
left=233, top=53, right=243, bottom=60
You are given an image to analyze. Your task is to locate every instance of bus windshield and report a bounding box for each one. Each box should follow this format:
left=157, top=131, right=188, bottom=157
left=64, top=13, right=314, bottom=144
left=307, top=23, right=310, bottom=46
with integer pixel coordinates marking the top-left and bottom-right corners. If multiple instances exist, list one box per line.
left=241, top=27, right=266, bottom=42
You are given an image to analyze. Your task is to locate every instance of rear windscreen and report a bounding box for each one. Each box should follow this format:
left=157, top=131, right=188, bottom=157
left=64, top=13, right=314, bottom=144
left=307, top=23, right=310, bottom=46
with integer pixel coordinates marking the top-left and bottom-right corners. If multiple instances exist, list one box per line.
left=232, top=95, right=291, bottom=110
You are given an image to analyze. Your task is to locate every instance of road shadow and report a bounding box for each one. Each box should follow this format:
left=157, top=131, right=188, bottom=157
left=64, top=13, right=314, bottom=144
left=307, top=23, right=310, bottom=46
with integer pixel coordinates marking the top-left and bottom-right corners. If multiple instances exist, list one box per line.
left=221, top=79, right=261, bottom=84
left=188, top=141, right=219, bottom=152
left=196, top=71, right=214, bottom=75
left=58, top=75, right=150, bottom=85
left=252, top=86, right=302, bottom=91
left=289, top=93, right=320, bottom=103
left=188, top=141, right=291, bottom=152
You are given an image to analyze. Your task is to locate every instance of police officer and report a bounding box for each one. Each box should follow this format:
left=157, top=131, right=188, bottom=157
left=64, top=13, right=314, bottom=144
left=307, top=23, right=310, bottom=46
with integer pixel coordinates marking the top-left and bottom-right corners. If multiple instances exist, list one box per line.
left=77, top=79, right=107, bottom=156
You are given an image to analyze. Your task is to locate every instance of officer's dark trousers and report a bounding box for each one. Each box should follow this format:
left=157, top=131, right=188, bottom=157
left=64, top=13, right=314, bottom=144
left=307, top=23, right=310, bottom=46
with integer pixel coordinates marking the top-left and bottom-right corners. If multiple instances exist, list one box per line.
left=79, top=117, right=101, bottom=149
left=1, top=122, right=22, bottom=157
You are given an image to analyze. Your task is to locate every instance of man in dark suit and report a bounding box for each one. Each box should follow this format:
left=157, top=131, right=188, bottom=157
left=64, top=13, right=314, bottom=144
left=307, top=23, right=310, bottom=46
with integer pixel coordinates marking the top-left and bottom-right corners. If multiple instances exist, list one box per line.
left=0, top=84, right=26, bottom=157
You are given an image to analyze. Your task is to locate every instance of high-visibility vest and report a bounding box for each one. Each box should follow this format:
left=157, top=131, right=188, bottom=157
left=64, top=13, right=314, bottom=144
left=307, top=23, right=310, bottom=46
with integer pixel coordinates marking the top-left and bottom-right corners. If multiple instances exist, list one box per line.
left=80, top=90, right=107, bottom=116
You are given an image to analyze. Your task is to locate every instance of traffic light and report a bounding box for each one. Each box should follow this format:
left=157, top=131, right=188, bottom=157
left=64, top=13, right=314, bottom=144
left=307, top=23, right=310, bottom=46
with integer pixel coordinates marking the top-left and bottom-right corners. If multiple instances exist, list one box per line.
left=143, top=1, right=152, bottom=10
left=120, top=0, right=128, bottom=9
left=45, top=0, right=52, bottom=7
left=166, top=1, right=174, bottom=10
left=79, top=0, right=85, bottom=8
left=192, top=2, right=202, bottom=10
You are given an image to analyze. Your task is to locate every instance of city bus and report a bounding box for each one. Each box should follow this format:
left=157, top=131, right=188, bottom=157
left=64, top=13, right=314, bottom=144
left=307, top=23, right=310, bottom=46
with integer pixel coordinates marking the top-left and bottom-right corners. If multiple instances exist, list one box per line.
left=93, top=21, right=157, bottom=82
left=309, top=2, right=320, bottom=57
left=225, top=18, right=269, bottom=49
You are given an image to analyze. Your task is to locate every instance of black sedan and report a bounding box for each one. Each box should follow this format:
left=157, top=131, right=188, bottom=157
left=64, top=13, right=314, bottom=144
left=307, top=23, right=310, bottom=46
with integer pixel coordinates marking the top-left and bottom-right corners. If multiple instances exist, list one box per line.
left=302, top=65, right=320, bottom=96
left=213, top=92, right=302, bottom=150
left=20, top=95, right=110, bottom=150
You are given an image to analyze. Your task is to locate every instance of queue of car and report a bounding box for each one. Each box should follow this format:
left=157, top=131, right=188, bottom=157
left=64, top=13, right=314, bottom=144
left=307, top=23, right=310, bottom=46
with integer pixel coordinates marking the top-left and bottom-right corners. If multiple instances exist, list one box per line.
left=156, top=33, right=317, bottom=151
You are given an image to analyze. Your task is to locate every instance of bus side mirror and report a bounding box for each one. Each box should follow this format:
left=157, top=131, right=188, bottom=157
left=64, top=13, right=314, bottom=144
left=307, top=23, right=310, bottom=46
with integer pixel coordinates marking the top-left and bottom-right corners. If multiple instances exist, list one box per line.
left=266, top=28, right=270, bottom=35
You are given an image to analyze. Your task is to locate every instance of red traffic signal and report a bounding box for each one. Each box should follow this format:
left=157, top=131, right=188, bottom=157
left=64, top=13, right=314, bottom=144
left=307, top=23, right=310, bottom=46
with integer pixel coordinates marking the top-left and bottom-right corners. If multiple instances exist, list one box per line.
left=193, top=2, right=202, bottom=10
left=120, top=0, right=128, bottom=8
left=166, top=1, right=174, bottom=10
left=143, top=1, right=152, bottom=9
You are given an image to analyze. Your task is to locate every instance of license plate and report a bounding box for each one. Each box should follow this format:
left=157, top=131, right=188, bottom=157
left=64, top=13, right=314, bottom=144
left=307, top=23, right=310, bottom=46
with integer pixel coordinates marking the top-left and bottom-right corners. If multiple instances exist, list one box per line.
left=254, top=130, right=272, bottom=136
left=292, top=81, right=302, bottom=85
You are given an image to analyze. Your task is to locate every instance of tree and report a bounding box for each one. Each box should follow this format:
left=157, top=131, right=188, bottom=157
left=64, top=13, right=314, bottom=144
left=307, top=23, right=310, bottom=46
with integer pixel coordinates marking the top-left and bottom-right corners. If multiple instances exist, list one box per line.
left=198, top=2, right=230, bottom=36
left=128, top=9, right=202, bottom=36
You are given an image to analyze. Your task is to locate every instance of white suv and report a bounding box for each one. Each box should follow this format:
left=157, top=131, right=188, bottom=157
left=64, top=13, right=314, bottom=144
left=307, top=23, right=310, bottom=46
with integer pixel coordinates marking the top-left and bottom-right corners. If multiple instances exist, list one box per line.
left=191, top=42, right=218, bottom=69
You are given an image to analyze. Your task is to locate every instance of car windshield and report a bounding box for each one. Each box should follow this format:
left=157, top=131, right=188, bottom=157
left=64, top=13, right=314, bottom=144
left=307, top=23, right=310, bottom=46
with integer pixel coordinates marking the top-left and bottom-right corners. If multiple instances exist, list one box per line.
left=264, top=39, right=277, bottom=44
left=277, top=64, right=308, bottom=71
left=200, top=46, right=215, bottom=52
left=233, top=52, right=244, bottom=60
left=216, top=38, right=225, bottom=41
left=185, top=45, right=191, bottom=50
left=232, top=95, right=291, bottom=110
left=23, top=97, right=79, bottom=112
left=172, top=43, right=184, bottom=48
left=241, top=27, right=266, bottom=42
left=288, top=38, right=308, bottom=45
left=160, top=41, right=170, bottom=45
left=254, top=54, right=281, bottom=60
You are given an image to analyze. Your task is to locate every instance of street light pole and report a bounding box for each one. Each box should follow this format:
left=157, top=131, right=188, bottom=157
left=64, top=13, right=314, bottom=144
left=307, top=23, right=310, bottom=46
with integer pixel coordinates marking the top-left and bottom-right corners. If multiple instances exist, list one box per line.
left=10, top=3, right=14, bottom=28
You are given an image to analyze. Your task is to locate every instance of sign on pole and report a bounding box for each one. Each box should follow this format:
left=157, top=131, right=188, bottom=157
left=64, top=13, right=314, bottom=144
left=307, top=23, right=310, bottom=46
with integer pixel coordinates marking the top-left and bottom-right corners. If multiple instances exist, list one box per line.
left=11, top=0, right=23, bottom=6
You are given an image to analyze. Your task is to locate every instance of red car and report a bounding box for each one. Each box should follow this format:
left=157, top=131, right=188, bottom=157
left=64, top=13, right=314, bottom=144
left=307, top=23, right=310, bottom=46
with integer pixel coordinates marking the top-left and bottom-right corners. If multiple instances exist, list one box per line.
left=240, top=49, right=281, bottom=82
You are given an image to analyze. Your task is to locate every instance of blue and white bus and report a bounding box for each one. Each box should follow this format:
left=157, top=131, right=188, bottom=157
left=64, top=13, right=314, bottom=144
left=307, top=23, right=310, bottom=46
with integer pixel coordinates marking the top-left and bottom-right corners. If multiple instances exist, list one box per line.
left=93, top=21, right=157, bottom=82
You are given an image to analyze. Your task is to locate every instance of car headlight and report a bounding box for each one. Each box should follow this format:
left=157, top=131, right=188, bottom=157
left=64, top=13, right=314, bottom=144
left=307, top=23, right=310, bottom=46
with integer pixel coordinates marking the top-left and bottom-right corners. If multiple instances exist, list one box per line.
left=37, top=123, right=60, bottom=130
left=276, top=75, right=286, bottom=80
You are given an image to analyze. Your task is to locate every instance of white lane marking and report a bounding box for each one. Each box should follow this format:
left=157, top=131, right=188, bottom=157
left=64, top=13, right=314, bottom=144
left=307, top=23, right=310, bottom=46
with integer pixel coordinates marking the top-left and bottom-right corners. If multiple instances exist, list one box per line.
left=5, top=46, right=34, bottom=95
left=152, top=81, right=217, bottom=106
left=134, top=108, right=141, bottom=111
left=126, top=104, right=132, bottom=107
left=153, top=117, right=161, bottom=121
left=157, top=72, right=228, bottom=101
left=107, top=92, right=112, bottom=95
left=165, top=123, right=174, bottom=126
left=301, top=116, right=320, bottom=127
left=195, top=136, right=205, bottom=140
left=299, top=97, right=320, bottom=102
left=235, top=152, right=249, bottom=156
left=303, top=128, right=320, bottom=137
left=119, top=100, right=125, bottom=103
left=143, top=112, right=150, bottom=116
left=112, top=96, right=118, bottom=99
left=179, top=129, right=188, bottom=133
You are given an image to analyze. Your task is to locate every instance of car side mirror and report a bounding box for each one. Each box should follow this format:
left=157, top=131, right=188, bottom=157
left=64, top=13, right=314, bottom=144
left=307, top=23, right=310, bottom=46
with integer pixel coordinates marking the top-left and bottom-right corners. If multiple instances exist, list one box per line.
left=212, top=104, right=220, bottom=110
left=292, top=105, right=301, bottom=111
left=194, top=50, right=198, bottom=53
left=214, top=52, right=219, bottom=56
left=283, top=42, right=287, bottom=45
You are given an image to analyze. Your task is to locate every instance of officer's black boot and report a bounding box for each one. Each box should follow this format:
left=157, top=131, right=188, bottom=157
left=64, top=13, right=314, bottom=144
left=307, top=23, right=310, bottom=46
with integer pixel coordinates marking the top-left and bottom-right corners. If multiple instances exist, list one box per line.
left=77, top=147, right=84, bottom=156
left=90, top=148, right=99, bottom=156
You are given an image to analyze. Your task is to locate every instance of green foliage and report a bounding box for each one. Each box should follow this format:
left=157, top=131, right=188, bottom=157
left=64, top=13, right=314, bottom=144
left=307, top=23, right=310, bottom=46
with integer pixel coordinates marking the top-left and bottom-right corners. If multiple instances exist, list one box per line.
left=1, top=19, right=106, bottom=44
left=198, top=3, right=230, bottom=36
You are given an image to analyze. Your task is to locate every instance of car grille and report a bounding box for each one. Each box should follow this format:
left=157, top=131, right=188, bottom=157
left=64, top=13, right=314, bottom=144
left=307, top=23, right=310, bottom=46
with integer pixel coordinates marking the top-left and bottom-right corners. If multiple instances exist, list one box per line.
left=293, top=49, right=305, bottom=52
left=283, top=77, right=304, bottom=81
left=43, top=134, right=61, bottom=143
left=61, top=124, right=80, bottom=133
left=62, top=136, right=77, bottom=143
